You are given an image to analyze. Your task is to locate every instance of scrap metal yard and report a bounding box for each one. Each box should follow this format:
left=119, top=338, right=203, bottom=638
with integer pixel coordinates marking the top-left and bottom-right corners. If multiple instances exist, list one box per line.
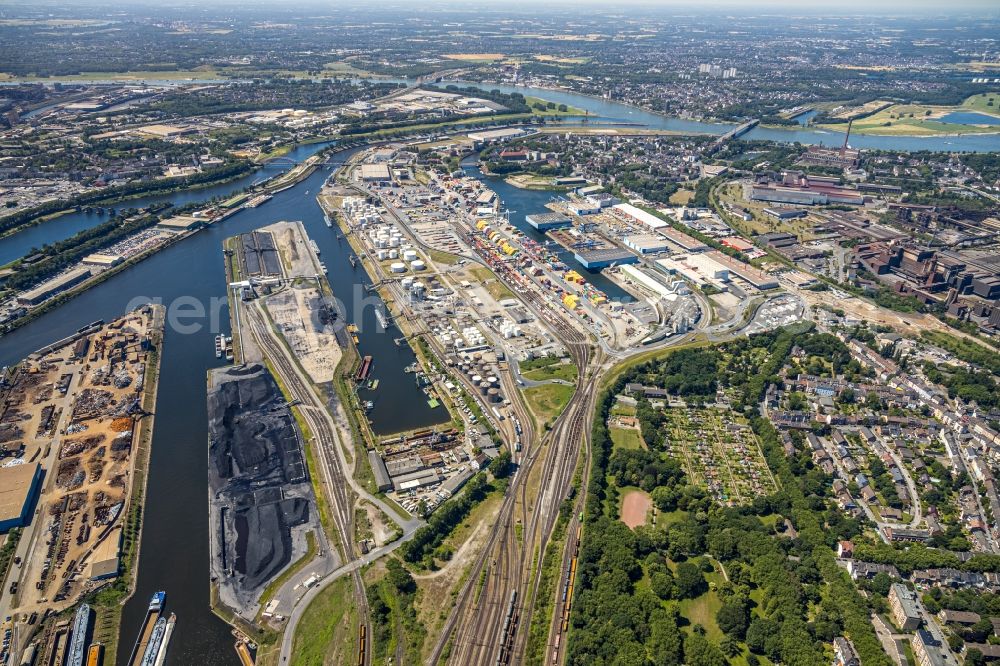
left=0, top=307, right=164, bottom=665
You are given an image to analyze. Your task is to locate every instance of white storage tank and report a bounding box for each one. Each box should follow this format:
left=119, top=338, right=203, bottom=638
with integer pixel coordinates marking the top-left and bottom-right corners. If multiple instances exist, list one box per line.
left=389, top=237, right=401, bottom=248
left=411, top=260, right=426, bottom=271
left=403, top=249, right=418, bottom=262
left=401, top=276, right=415, bottom=289
left=389, top=249, right=399, bottom=259
left=377, top=249, right=388, bottom=261
left=390, top=262, right=407, bottom=273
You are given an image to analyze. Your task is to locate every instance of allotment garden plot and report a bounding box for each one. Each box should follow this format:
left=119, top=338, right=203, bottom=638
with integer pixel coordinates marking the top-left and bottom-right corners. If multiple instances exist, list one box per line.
left=664, top=405, right=777, bottom=504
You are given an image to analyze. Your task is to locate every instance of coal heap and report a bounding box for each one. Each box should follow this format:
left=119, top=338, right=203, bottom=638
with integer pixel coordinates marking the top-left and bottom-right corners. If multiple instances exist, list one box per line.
left=208, top=364, right=310, bottom=592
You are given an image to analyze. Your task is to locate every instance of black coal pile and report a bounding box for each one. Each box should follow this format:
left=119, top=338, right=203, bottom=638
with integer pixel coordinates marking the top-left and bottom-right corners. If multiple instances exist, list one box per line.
left=208, top=364, right=310, bottom=592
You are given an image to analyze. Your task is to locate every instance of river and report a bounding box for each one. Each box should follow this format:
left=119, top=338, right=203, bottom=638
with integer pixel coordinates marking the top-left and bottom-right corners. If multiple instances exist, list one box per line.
left=0, top=141, right=444, bottom=665
left=439, top=80, right=1000, bottom=152
left=5, top=79, right=999, bottom=267
left=0, top=163, right=288, bottom=266
left=1, top=76, right=997, bottom=662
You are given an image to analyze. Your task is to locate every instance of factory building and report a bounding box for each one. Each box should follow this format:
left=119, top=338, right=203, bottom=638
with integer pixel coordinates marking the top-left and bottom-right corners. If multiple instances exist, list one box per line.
left=612, top=203, right=668, bottom=230
left=763, top=207, right=807, bottom=220
left=81, top=253, right=124, bottom=268
left=624, top=234, right=671, bottom=254
left=467, top=127, right=528, bottom=145
left=88, top=526, right=122, bottom=580
left=574, top=247, right=638, bottom=270
left=156, top=215, right=204, bottom=232
left=526, top=212, right=572, bottom=231
left=359, top=163, right=392, bottom=183
left=657, top=227, right=709, bottom=253
left=17, top=267, right=92, bottom=307
left=619, top=264, right=686, bottom=301
left=657, top=255, right=727, bottom=288
left=0, top=462, right=42, bottom=532
left=568, top=202, right=601, bottom=216
left=748, top=173, right=865, bottom=206
left=707, top=251, right=780, bottom=290
left=368, top=450, right=393, bottom=492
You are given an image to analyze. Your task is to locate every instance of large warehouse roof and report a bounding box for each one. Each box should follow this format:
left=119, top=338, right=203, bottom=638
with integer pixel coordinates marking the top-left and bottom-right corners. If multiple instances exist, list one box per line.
left=0, top=462, right=41, bottom=528
left=612, top=203, right=667, bottom=229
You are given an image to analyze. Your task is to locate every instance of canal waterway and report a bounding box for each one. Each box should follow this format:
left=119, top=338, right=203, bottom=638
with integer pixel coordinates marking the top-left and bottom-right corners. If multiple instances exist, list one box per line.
left=0, top=162, right=287, bottom=266
left=0, top=142, right=443, bottom=665
left=1, top=75, right=998, bottom=662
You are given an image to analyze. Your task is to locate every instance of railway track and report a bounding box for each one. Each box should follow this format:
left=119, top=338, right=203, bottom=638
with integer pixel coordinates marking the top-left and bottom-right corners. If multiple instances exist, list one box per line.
left=429, top=286, right=598, bottom=666
left=243, top=304, right=372, bottom=665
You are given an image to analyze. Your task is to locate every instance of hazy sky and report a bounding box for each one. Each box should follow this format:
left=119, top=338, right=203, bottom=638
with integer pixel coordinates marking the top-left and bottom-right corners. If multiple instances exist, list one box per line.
left=23, top=0, right=1000, bottom=9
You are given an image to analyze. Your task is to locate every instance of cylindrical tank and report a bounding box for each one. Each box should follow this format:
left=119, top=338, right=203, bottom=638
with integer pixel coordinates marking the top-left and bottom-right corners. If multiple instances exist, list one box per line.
left=390, top=262, right=406, bottom=273
left=411, top=260, right=425, bottom=271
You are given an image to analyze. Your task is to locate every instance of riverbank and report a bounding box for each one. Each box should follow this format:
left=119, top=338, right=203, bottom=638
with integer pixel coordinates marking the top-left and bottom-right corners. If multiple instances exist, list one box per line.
left=92, top=303, right=165, bottom=664
left=0, top=145, right=341, bottom=338
left=0, top=305, right=165, bottom=664
left=0, top=164, right=256, bottom=248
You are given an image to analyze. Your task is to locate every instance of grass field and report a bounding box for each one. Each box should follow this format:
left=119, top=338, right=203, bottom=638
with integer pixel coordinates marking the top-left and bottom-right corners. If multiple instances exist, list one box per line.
left=522, top=383, right=575, bottom=428
left=820, top=93, right=1000, bottom=136
left=716, top=182, right=822, bottom=241
left=469, top=266, right=515, bottom=300
left=521, top=357, right=578, bottom=382
left=678, top=588, right=725, bottom=641
left=533, top=55, right=591, bottom=64
left=524, top=95, right=585, bottom=116
left=443, top=53, right=506, bottom=63
left=609, top=426, right=644, bottom=450
left=290, top=577, right=358, bottom=666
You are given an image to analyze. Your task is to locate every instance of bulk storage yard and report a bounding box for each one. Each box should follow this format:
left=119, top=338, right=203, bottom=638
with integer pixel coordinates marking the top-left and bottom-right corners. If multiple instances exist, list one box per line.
left=0, top=306, right=163, bottom=664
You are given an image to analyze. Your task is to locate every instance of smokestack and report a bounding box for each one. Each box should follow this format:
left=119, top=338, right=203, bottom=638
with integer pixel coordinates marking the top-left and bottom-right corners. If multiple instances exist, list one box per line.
left=842, top=119, right=853, bottom=154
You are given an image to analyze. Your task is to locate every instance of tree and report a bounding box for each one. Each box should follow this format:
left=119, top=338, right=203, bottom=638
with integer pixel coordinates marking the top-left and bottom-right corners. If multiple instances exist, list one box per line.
left=684, top=632, right=728, bottom=666
left=675, top=561, right=707, bottom=599
left=870, top=571, right=893, bottom=596
left=386, top=558, right=415, bottom=594
left=717, top=597, right=751, bottom=639
left=490, top=450, right=512, bottom=478
left=648, top=607, right=684, bottom=666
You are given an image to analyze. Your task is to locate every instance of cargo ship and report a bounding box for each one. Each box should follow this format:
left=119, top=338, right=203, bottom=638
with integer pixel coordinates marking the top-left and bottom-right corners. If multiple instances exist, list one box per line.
left=355, top=356, right=373, bottom=382
left=243, top=194, right=272, bottom=209
left=67, top=603, right=90, bottom=666
left=152, top=613, right=176, bottom=666
left=324, top=213, right=333, bottom=228
left=309, top=239, right=321, bottom=256
left=139, top=616, right=167, bottom=666
left=87, top=643, right=103, bottom=666
left=374, top=309, right=389, bottom=330
left=215, top=335, right=224, bottom=358
left=127, top=591, right=165, bottom=666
